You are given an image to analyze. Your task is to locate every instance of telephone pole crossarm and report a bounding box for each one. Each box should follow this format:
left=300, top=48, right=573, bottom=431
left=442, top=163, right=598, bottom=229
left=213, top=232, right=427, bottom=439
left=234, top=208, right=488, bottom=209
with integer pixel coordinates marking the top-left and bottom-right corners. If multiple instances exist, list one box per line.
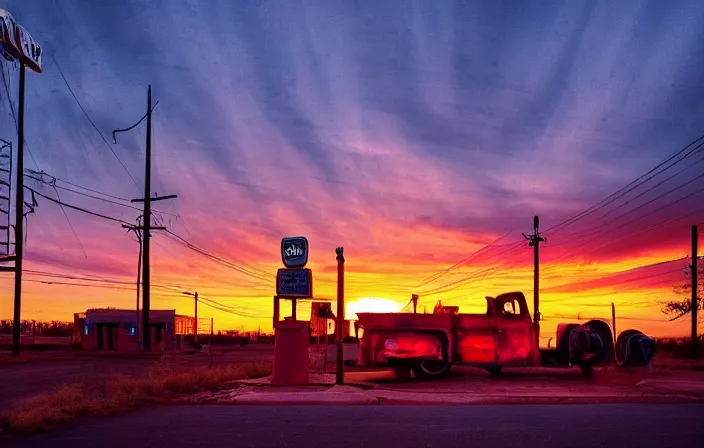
left=131, top=194, right=178, bottom=203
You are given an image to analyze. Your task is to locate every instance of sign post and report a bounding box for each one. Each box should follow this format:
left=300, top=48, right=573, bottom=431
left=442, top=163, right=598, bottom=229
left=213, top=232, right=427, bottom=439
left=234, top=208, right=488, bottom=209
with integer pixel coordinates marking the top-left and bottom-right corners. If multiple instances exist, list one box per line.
left=276, top=237, right=313, bottom=319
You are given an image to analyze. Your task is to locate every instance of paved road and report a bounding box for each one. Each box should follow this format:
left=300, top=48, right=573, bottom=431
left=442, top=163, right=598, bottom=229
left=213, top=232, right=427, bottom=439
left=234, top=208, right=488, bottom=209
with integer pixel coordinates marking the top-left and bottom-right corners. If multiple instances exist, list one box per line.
left=5, top=404, right=703, bottom=447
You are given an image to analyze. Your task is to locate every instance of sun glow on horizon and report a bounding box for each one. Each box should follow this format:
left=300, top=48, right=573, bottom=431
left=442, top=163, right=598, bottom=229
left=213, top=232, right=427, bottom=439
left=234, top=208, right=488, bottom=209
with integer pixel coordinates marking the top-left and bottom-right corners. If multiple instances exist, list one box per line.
left=346, top=297, right=406, bottom=320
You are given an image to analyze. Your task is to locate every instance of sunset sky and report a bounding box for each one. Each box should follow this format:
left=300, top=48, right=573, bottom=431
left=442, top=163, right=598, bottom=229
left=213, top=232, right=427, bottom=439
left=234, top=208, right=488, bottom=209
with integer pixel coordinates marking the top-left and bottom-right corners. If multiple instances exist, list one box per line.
left=1, top=1, right=703, bottom=342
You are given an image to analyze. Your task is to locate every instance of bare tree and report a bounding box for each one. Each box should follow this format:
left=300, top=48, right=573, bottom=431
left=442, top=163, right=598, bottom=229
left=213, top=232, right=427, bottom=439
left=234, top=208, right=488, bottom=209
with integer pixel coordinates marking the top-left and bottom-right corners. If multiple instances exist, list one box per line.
left=661, top=262, right=703, bottom=321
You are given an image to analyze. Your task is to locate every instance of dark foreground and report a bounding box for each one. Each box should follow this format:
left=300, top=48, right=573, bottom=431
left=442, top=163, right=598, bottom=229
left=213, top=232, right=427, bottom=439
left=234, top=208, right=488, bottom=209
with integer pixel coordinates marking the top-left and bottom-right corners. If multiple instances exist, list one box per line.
left=5, top=404, right=703, bottom=447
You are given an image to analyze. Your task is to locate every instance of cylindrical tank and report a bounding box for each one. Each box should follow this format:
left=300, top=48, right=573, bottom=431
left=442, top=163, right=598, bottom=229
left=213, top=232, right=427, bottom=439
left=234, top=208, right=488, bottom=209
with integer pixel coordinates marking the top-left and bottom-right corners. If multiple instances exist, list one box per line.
left=561, top=320, right=615, bottom=367
left=615, top=329, right=656, bottom=367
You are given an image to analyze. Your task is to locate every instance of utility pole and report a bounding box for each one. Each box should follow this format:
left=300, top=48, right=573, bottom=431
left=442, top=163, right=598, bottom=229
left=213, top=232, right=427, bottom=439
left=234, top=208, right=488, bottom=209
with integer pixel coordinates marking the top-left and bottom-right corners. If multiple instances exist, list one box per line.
left=692, top=225, right=699, bottom=358
left=194, top=291, right=198, bottom=343
left=115, top=85, right=177, bottom=351
left=335, top=246, right=345, bottom=385
left=11, top=63, right=26, bottom=357
left=141, top=85, right=154, bottom=351
left=181, top=290, right=199, bottom=344
left=411, top=294, right=419, bottom=314
left=122, top=219, right=143, bottom=347
left=523, top=216, right=545, bottom=348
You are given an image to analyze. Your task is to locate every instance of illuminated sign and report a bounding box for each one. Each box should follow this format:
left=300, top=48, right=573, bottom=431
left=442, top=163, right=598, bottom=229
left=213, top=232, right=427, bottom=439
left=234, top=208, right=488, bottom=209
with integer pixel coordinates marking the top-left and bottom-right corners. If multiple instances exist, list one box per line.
left=276, top=268, right=313, bottom=298
left=0, top=8, right=42, bottom=73
left=281, top=236, right=309, bottom=268
left=0, top=9, right=20, bottom=61
left=14, top=23, right=42, bottom=73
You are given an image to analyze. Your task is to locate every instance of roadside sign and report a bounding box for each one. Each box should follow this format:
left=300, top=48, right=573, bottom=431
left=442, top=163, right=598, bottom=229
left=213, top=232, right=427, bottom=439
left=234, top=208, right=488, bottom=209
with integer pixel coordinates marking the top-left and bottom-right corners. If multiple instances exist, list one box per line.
left=0, top=9, right=20, bottom=61
left=0, top=9, right=42, bottom=73
left=276, top=268, right=313, bottom=298
left=281, top=236, right=309, bottom=268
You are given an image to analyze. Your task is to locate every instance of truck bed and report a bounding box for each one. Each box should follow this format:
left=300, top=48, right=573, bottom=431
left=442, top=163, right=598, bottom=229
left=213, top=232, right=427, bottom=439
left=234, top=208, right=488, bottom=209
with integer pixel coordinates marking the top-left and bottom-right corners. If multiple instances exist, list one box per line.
left=356, top=312, right=490, bottom=330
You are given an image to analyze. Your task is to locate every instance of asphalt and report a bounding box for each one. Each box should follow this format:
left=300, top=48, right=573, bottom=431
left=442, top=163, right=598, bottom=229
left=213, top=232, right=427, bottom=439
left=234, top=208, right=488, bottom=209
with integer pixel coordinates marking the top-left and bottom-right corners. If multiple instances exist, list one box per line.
left=5, top=404, right=703, bottom=447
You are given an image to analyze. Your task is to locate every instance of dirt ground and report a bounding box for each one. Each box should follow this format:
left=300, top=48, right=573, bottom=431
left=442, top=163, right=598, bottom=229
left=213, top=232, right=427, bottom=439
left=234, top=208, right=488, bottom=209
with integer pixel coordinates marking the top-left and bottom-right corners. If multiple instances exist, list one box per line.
left=2, top=343, right=703, bottom=408
left=0, top=344, right=275, bottom=408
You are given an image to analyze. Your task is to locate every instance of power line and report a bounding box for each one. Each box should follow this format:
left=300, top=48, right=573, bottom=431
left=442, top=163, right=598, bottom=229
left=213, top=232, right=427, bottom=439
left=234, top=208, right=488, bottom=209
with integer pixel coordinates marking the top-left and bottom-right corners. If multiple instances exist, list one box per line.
left=24, top=185, right=131, bottom=225
left=593, top=150, right=704, bottom=223
left=50, top=183, right=88, bottom=258
left=16, top=269, right=186, bottom=294
left=23, top=269, right=136, bottom=285
left=543, top=134, right=704, bottom=235
left=158, top=229, right=273, bottom=282
left=20, top=278, right=136, bottom=291
left=543, top=266, right=684, bottom=294
left=555, top=205, right=704, bottom=263
left=197, top=295, right=267, bottom=318
left=25, top=172, right=178, bottom=216
left=49, top=174, right=131, bottom=201
left=50, top=54, right=141, bottom=192
left=418, top=229, right=518, bottom=287
left=416, top=241, right=528, bottom=297
left=419, top=265, right=502, bottom=297
left=551, top=181, right=704, bottom=261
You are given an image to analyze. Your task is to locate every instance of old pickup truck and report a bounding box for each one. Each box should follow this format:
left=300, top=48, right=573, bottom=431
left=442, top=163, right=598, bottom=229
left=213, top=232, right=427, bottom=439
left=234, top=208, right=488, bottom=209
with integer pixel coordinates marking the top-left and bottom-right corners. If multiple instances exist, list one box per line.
left=356, top=291, right=656, bottom=380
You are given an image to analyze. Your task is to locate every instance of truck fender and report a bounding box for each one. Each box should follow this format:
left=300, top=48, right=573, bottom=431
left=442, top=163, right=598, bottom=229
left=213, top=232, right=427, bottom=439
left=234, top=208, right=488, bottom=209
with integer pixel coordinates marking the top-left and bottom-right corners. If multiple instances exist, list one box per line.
left=365, top=329, right=453, bottom=363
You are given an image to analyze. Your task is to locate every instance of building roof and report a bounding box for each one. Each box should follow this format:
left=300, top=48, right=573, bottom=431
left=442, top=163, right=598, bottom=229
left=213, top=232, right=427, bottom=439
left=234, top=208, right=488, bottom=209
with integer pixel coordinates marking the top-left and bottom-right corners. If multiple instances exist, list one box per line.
left=83, top=308, right=188, bottom=324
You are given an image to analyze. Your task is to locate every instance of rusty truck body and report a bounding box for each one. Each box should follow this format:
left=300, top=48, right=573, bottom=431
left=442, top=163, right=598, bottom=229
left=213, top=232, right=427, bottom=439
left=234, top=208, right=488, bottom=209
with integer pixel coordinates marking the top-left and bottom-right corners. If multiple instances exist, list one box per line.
left=356, top=291, right=655, bottom=380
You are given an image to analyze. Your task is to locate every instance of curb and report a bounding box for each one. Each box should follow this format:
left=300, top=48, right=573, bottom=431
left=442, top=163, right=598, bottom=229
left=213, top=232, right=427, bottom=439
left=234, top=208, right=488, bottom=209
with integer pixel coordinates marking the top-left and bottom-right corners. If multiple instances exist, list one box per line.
left=185, top=395, right=704, bottom=406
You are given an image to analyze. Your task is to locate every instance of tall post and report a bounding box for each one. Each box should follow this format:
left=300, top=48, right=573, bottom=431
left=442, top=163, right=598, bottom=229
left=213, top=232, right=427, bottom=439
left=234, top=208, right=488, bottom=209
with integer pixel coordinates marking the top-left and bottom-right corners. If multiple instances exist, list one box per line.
left=141, top=85, right=152, bottom=351
left=273, top=296, right=280, bottom=329
left=412, top=294, right=418, bottom=314
left=523, top=216, right=545, bottom=349
left=692, top=225, right=699, bottom=358
left=611, top=302, right=616, bottom=342
left=194, top=291, right=198, bottom=343
left=11, top=63, right=26, bottom=357
left=533, top=216, right=540, bottom=331
left=291, top=298, right=297, bottom=320
left=324, top=318, right=329, bottom=373
left=335, top=246, right=345, bottom=385
left=136, top=230, right=142, bottom=348
left=114, top=86, right=174, bottom=352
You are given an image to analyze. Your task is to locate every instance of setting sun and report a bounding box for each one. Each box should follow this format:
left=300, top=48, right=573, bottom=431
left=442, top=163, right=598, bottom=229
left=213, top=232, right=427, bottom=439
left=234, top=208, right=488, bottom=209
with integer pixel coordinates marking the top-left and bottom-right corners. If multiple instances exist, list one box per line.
left=346, top=297, right=406, bottom=320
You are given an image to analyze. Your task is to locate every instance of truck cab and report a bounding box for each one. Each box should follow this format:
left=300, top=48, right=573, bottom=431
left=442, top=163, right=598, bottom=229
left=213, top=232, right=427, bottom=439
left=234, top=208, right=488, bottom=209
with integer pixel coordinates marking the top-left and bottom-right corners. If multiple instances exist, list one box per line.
left=486, top=292, right=541, bottom=368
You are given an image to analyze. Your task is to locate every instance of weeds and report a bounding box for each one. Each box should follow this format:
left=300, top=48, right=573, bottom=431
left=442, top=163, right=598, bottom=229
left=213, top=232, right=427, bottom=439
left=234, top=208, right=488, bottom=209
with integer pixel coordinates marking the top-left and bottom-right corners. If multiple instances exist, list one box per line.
left=1, top=361, right=271, bottom=433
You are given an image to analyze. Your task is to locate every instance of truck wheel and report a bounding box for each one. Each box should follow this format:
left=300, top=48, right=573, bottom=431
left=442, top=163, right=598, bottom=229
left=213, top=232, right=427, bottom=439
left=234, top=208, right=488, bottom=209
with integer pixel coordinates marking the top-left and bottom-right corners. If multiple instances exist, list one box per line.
left=488, top=365, right=502, bottom=377
left=412, top=360, right=452, bottom=380
left=391, top=365, right=412, bottom=381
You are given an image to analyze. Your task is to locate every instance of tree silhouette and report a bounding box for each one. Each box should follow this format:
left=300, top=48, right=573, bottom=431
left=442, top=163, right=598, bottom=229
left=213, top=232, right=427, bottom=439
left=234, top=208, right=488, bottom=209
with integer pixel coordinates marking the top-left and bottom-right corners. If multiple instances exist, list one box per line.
left=661, top=261, right=703, bottom=321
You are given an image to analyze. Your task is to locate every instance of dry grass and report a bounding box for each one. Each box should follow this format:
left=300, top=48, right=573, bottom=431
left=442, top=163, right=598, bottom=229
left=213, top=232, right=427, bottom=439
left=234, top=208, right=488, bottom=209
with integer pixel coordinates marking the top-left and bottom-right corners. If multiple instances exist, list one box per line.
left=1, top=361, right=271, bottom=433
left=652, top=354, right=704, bottom=371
